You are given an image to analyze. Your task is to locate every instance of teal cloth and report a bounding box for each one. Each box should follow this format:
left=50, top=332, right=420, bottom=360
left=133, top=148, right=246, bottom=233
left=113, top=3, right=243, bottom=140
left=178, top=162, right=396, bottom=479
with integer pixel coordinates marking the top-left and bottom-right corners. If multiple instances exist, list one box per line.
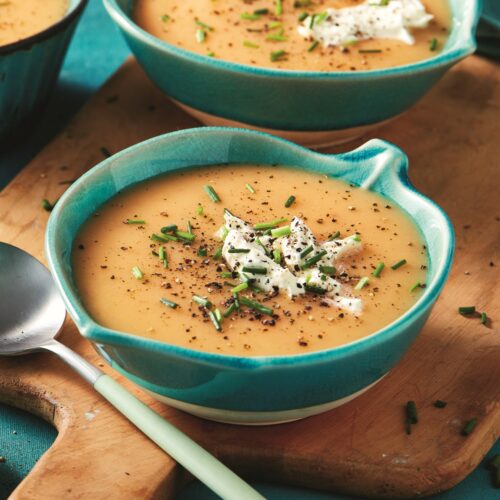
left=0, top=0, right=498, bottom=498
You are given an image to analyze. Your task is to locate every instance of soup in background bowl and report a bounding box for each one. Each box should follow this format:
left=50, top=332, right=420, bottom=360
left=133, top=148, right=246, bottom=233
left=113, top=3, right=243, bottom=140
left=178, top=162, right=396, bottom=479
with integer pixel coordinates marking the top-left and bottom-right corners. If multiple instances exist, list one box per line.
left=103, top=0, right=480, bottom=147
left=46, top=128, right=454, bottom=424
left=0, top=0, right=87, bottom=147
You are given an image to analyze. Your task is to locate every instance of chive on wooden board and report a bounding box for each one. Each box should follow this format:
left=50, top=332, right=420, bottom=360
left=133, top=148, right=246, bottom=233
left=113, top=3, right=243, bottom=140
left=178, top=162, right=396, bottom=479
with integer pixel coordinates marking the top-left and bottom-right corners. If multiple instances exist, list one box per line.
left=0, top=56, right=498, bottom=499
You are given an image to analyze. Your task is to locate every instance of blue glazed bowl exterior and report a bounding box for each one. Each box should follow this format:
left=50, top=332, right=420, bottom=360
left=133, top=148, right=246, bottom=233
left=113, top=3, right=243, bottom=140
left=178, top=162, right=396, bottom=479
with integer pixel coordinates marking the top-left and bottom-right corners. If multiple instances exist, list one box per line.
left=46, top=128, right=454, bottom=418
left=103, top=0, right=480, bottom=131
left=0, top=0, right=87, bottom=147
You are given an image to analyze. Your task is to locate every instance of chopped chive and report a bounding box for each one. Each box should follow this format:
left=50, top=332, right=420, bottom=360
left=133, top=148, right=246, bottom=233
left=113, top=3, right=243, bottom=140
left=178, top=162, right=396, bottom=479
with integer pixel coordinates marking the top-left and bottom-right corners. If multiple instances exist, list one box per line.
left=224, top=281, right=237, bottom=287
left=195, top=20, right=213, bottom=31
left=152, top=233, right=177, bottom=243
left=461, top=418, right=477, bottom=436
left=254, top=218, right=288, bottom=230
left=239, top=296, right=274, bottom=316
left=204, top=185, right=220, bottom=202
left=241, top=12, right=260, bottom=20
left=275, top=0, right=283, bottom=15
left=305, top=284, right=326, bottom=295
left=308, top=40, right=319, bottom=52
left=254, top=8, right=269, bottom=15
left=125, top=219, right=145, bottom=224
left=192, top=295, right=212, bottom=308
left=309, top=14, right=316, bottom=28
left=245, top=183, right=256, bottom=193
left=242, top=266, right=267, bottom=275
left=175, top=230, right=195, bottom=242
left=197, top=246, right=207, bottom=257
left=429, top=38, right=438, bottom=51
left=41, top=199, right=55, bottom=212
left=353, top=235, right=361, bottom=242
left=372, top=262, right=385, bottom=277
left=271, top=225, right=291, bottom=238
left=294, top=0, right=312, bottom=7
left=270, top=49, right=288, bottom=62
left=406, top=401, right=418, bottom=424
left=480, top=312, right=488, bottom=325
left=232, top=282, right=249, bottom=294
left=187, top=220, right=193, bottom=235
left=410, top=281, right=425, bottom=292
left=255, top=237, right=271, bottom=256
left=300, top=246, right=314, bottom=259
left=208, top=310, right=222, bottom=331
left=131, top=266, right=144, bottom=280
left=298, top=12, right=308, bottom=22
left=197, top=205, right=204, bottom=215
left=273, top=248, right=281, bottom=264
left=214, top=308, right=223, bottom=322
left=284, top=195, right=296, bottom=208
left=220, top=271, right=234, bottom=279
left=160, top=297, right=178, bottom=309
left=223, top=302, right=238, bottom=318
left=459, top=306, right=476, bottom=315
left=207, top=51, right=216, bottom=57
left=159, top=246, right=166, bottom=261
left=319, top=265, right=336, bottom=275
left=267, top=29, right=287, bottom=42
left=243, top=40, right=260, bottom=49
left=269, top=21, right=283, bottom=29
left=161, top=14, right=170, bottom=22
left=359, top=49, right=383, bottom=54
left=329, top=231, right=341, bottom=240
left=301, top=250, right=327, bottom=269
left=391, top=259, right=407, bottom=270
left=161, top=224, right=178, bottom=234
left=434, top=400, right=447, bottom=408
left=355, top=276, right=370, bottom=291
left=316, top=11, right=328, bottom=24
left=195, top=28, right=206, bottom=43
left=228, top=248, right=250, bottom=254
left=213, top=246, right=223, bottom=260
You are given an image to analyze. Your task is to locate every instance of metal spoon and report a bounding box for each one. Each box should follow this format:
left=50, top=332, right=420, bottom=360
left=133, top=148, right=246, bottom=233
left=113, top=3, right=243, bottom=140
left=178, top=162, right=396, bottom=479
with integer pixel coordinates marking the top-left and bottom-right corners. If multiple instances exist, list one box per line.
left=0, top=243, right=263, bottom=500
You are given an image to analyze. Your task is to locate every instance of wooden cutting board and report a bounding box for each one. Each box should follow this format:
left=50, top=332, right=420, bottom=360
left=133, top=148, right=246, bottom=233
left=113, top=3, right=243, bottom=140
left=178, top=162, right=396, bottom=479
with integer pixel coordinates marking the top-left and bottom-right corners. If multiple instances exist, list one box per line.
left=0, top=55, right=498, bottom=499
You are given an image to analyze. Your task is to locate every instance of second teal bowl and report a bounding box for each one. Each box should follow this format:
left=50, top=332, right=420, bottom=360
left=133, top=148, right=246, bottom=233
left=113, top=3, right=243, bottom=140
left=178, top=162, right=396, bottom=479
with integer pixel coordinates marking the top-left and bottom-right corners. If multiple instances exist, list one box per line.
left=103, top=0, right=480, bottom=146
left=46, top=128, right=454, bottom=424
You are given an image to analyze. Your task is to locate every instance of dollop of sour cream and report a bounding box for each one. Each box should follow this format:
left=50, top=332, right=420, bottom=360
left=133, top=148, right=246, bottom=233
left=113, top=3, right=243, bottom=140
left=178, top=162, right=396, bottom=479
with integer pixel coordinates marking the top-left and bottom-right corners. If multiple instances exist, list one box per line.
left=298, top=0, right=433, bottom=48
left=220, top=211, right=363, bottom=315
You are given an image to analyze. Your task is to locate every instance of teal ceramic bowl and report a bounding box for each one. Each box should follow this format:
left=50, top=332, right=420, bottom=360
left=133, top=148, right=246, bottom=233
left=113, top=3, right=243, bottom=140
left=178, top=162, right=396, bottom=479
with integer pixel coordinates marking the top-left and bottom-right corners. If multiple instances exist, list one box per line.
left=0, top=0, right=87, bottom=148
left=103, top=0, right=480, bottom=147
left=46, top=128, right=454, bottom=424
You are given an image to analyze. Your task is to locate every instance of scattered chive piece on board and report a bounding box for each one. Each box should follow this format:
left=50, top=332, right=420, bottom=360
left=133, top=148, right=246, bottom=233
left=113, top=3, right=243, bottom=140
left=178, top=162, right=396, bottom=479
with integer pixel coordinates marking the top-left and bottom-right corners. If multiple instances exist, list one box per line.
left=461, top=418, right=478, bottom=436
left=161, top=14, right=170, bottom=22
left=214, top=308, right=223, bottom=322
left=301, top=250, right=328, bottom=269
left=161, top=224, right=177, bottom=233
left=459, top=306, right=476, bottom=315
left=228, top=248, right=250, bottom=254
left=192, top=295, right=212, bottom=308
left=372, top=262, right=385, bottom=277
left=271, top=49, right=287, bottom=62
left=197, top=246, right=207, bottom=257
left=204, top=185, right=220, bottom=202
left=254, top=8, right=269, bottom=15
left=124, top=219, right=145, bottom=224
left=285, top=195, right=296, bottom=208
left=241, top=12, right=260, bottom=20
left=243, top=40, right=260, bottom=49
left=308, top=40, right=319, bottom=52
left=273, top=248, right=281, bottom=264
left=160, top=297, right=178, bottom=309
left=223, top=302, right=238, bottom=318
left=410, top=281, right=425, bottom=292
left=391, top=259, right=407, bottom=270
left=429, top=38, right=438, bottom=51
left=245, top=183, right=256, bottom=193
left=195, top=28, right=206, bottom=43
left=195, top=20, right=213, bottom=31
left=319, top=265, right=336, bottom=275
left=305, top=284, right=327, bottom=295
left=254, top=218, right=288, bottom=230
left=359, top=49, right=383, bottom=54
left=355, top=276, right=369, bottom=291
left=41, top=199, right=55, bottom=212
left=241, top=266, right=267, bottom=275
left=208, top=310, right=222, bottom=331
left=197, top=205, right=203, bottom=215
left=434, top=400, right=447, bottom=408
left=175, top=230, right=195, bottom=242
left=300, top=245, right=313, bottom=259
left=406, top=400, right=418, bottom=424
left=213, top=246, right=223, bottom=260
left=220, top=271, right=234, bottom=279
left=480, top=312, right=488, bottom=325
left=275, top=0, right=283, bottom=16
left=131, top=266, right=144, bottom=280
left=329, top=231, right=340, bottom=240
left=298, top=12, right=308, bottom=22
left=231, top=282, right=249, bottom=294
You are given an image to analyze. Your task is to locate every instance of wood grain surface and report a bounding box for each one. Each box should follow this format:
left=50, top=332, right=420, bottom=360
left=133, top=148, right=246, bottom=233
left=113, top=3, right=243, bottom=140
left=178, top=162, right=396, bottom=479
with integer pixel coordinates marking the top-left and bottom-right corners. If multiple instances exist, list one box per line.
left=0, top=55, right=498, bottom=499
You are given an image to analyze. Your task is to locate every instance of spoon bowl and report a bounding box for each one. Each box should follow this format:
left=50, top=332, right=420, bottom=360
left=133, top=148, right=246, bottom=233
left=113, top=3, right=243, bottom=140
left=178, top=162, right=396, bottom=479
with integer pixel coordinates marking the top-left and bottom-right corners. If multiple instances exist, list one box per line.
left=0, top=242, right=66, bottom=355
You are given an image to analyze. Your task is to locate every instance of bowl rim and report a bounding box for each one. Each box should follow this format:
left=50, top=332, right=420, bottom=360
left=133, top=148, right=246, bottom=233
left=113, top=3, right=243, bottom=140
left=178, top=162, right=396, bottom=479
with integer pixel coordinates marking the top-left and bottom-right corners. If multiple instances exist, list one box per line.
left=0, top=0, right=88, bottom=56
left=46, top=127, right=455, bottom=369
left=103, top=0, right=481, bottom=79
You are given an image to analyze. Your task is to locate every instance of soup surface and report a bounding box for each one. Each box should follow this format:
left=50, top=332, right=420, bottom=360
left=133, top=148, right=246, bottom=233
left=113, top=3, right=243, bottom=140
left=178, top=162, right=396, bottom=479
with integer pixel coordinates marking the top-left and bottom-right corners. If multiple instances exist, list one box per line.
left=133, top=0, right=451, bottom=71
left=73, top=166, right=428, bottom=357
left=0, top=0, right=68, bottom=47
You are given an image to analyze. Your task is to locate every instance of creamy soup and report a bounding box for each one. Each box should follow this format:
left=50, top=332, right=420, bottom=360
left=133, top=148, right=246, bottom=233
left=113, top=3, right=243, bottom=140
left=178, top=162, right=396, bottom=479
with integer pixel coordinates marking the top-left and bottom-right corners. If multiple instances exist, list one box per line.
left=134, top=0, right=450, bottom=71
left=73, top=166, right=428, bottom=357
left=0, top=0, right=68, bottom=47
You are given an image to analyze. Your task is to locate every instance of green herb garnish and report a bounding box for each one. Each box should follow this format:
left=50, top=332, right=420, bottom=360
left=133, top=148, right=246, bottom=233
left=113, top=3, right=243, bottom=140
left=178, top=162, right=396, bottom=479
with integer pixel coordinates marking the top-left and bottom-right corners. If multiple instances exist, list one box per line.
left=359, top=49, right=383, bottom=54
left=241, top=12, right=261, bottom=20
left=285, top=195, right=296, bottom=208
left=354, top=276, right=369, bottom=290
left=243, top=40, right=260, bottom=48
left=125, top=219, right=145, bottom=224
left=160, top=297, right=178, bottom=309
left=131, top=266, right=144, bottom=280
left=195, top=20, right=213, bottom=31
left=245, top=182, right=256, bottom=193
left=300, top=246, right=314, bottom=259
left=195, top=29, right=206, bottom=43
left=204, top=185, right=220, bottom=202
left=223, top=302, right=238, bottom=318
left=242, top=266, right=267, bottom=275
left=254, top=218, right=288, bottom=230
left=175, top=229, right=195, bottom=242
left=228, top=248, right=250, bottom=254
left=239, top=296, right=274, bottom=316
left=480, top=312, right=488, bottom=325
left=275, top=0, right=283, bottom=16
left=308, top=40, right=319, bottom=52
left=461, top=418, right=477, bottom=436
left=329, top=231, right=340, bottom=240
left=301, top=250, right=327, bottom=269
left=273, top=248, right=281, bottom=264
left=161, top=224, right=178, bottom=233
left=271, top=49, right=288, bottom=62
left=213, top=246, right=223, bottom=260
left=391, top=259, right=407, bottom=270
left=41, top=199, right=55, bottom=212
left=458, top=306, right=476, bottom=315
left=231, top=282, right=249, bottom=294
left=305, top=284, right=326, bottom=295
left=254, top=8, right=269, bottom=15
left=319, top=265, right=336, bottom=275
left=208, top=310, right=222, bottom=331
left=270, top=225, right=291, bottom=238
left=192, top=295, right=212, bottom=308
left=429, top=38, right=438, bottom=51
left=372, top=262, right=385, bottom=277
left=298, top=12, right=308, bottom=22
left=197, top=246, right=208, bottom=257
